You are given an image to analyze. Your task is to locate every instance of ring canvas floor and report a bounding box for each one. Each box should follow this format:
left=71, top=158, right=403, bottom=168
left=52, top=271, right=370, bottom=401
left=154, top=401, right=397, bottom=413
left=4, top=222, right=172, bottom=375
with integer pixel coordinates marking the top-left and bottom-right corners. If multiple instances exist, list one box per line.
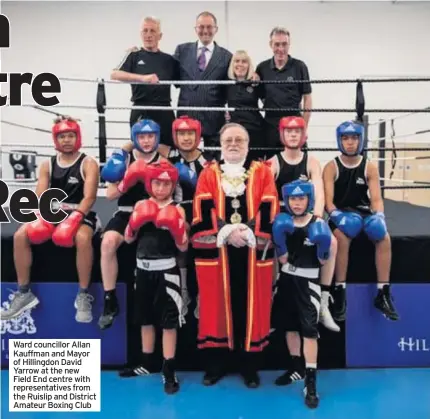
left=1, top=368, right=429, bottom=419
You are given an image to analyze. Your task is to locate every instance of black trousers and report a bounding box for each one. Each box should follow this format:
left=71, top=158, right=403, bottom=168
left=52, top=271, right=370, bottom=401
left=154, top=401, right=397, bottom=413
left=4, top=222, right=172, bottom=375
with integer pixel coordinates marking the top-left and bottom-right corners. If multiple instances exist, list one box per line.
left=130, top=107, right=175, bottom=148
left=202, top=348, right=260, bottom=374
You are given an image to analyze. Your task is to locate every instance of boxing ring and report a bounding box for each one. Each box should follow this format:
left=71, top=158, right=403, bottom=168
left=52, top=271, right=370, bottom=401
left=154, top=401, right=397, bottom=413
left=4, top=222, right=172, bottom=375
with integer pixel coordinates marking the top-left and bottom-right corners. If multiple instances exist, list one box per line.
left=1, top=76, right=430, bottom=419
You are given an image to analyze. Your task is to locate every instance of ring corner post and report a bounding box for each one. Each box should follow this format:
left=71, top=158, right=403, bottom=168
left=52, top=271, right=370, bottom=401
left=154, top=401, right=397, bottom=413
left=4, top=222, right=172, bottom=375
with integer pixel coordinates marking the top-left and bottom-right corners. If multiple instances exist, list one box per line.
left=96, top=80, right=107, bottom=175
left=378, top=119, right=387, bottom=199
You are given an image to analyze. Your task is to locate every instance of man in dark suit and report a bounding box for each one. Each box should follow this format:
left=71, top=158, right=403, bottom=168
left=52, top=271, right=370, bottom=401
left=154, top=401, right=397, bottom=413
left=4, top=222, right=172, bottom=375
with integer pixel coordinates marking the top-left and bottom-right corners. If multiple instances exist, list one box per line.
left=174, top=12, right=232, bottom=159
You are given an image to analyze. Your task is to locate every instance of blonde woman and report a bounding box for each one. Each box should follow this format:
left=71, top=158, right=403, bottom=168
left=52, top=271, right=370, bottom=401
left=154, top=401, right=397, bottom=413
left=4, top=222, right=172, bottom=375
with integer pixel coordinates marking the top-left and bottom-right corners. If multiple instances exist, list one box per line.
left=226, top=51, right=265, bottom=161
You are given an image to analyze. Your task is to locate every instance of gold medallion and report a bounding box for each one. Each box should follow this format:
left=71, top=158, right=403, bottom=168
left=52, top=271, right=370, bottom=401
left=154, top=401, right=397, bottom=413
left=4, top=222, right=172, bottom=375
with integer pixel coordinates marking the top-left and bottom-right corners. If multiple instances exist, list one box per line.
left=230, top=212, right=242, bottom=224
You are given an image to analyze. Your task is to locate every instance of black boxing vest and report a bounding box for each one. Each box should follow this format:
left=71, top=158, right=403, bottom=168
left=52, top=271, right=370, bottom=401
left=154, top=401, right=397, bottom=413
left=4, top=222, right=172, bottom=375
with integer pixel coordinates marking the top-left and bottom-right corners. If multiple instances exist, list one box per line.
left=49, top=153, right=87, bottom=204
left=285, top=216, right=320, bottom=270
left=333, top=156, right=371, bottom=212
left=136, top=202, right=179, bottom=260
left=275, top=152, right=309, bottom=206
left=117, top=151, right=160, bottom=207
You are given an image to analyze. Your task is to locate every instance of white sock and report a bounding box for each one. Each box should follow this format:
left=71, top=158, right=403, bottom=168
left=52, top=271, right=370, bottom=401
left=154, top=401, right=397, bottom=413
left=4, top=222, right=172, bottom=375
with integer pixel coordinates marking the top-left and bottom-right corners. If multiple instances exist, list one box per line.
left=306, top=363, right=317, bottom=370
left=377, top=283, right=388, bottom=289
left=335, top=282, right=346, bottom=288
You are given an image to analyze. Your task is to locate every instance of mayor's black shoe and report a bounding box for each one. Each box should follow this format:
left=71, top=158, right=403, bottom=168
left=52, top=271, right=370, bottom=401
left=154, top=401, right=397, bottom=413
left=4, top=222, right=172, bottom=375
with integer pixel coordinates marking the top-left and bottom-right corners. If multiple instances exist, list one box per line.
left=304, top=369, right=319, bottom=409
left=241, top=369, right=260, bottom=389
left=162, top=358, right=180, bottom=395
left=202, top=366, right=226, bottom=386
left=374, top=285, right=399, bottom=321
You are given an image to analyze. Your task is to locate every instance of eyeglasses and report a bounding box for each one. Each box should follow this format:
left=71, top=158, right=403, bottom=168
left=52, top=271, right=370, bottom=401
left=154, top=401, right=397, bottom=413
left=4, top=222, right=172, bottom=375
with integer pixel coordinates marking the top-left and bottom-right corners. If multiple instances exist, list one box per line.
left=195, top=25, right=217, bottom=31
left=222, top=138, right=248, bottom=146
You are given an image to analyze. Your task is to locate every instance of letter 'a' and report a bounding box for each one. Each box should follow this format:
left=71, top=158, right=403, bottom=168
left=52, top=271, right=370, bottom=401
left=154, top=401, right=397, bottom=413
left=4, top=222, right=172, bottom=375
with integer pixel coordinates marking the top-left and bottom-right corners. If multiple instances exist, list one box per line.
left=0, top=14, right=10, bottom=48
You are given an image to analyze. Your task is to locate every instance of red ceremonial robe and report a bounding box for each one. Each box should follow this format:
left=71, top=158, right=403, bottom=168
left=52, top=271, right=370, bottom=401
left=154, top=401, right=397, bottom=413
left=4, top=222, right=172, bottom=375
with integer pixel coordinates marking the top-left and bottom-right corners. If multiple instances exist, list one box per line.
left=191, top=160, right=279, bottom=352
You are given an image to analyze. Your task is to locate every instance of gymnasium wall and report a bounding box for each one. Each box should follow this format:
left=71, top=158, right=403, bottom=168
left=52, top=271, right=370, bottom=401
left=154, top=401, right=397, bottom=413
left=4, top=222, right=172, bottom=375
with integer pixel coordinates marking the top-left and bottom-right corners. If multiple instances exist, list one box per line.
left=1, top=1, right=430, bottom=180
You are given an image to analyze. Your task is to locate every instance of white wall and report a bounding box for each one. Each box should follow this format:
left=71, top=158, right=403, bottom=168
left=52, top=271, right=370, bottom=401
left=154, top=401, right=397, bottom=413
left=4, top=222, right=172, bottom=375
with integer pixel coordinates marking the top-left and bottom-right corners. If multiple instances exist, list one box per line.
left=1, top=1, right=430, bottom=181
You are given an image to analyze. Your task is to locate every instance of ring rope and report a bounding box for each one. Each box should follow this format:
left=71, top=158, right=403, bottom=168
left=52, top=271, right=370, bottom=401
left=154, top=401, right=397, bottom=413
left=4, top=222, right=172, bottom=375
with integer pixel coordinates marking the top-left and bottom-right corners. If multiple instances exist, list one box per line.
left=16, top=104, right=430, bottom=113
left=5, top=180, right=430, bottom=191
left=380, top=177, right=430, bottom=185
left=57, top=76, right=430, bottom=85
left=2, top=142, right=430, bottom=153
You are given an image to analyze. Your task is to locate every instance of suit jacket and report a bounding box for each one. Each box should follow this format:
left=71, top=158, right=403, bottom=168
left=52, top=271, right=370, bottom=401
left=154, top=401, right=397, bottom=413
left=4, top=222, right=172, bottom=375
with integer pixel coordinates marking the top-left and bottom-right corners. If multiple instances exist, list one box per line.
left=174, top=41, right=232, bottom=136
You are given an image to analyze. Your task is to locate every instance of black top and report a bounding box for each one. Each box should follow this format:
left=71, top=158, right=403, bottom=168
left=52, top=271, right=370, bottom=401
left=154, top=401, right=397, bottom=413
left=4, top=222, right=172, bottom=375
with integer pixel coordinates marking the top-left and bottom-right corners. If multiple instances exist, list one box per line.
left=136, top=203, right=179, bottom=259
left=333, top=156, right=371, bottom=212
left=226, top=83, right=264, bottom=133
left=285, top=216, right=320, bottom=269
left=117, top=48, right=180, bottom=104
left=275, top=152, right=310, bottom=201
left=256, top=56, right=311, bottom=126
left=49, top=154, right=87, bottom=204
left=117, top=152, right=160, bottom=207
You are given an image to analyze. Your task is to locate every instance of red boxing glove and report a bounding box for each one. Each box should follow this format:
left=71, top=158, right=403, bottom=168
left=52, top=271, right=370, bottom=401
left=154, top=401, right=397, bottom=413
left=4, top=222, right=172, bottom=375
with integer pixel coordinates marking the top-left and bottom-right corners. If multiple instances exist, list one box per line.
left=155, top=205, right=187, bottom=246
left=117, top=160, right=147, bottom=194
left=52, top=211, right=84, bottom=248
left=126, top=200, right=159, bottom=240
left=27, top=212, right=56, bottom=245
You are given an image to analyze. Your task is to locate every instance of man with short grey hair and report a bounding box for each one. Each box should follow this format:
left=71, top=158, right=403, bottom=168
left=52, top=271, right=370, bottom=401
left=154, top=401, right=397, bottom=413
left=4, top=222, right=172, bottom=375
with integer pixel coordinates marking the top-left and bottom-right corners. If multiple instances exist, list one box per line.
left=112, top=17, right=179, bottom=147
left=256, top=27, right=312, bottom=158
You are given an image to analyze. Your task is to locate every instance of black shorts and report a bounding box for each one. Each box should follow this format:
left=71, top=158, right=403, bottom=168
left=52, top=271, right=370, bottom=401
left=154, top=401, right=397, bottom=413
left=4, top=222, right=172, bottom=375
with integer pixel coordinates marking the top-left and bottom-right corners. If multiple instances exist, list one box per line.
left=272, top=266, right=321, bottom=339
left=103, top=211, right=131, bottom=235
left=134, top=259, right=182, bottom=329
left=328, top=207, right=373, bottom=232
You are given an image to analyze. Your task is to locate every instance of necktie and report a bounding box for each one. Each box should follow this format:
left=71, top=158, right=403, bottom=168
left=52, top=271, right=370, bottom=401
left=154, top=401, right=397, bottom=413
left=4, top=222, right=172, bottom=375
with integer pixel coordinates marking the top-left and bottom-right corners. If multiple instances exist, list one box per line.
left=198, top=47, right=207, bottom=71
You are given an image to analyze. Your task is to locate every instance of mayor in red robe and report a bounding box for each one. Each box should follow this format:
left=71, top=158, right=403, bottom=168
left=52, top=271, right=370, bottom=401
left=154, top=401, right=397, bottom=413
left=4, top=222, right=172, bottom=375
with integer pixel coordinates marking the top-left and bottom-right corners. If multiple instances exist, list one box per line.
left=190, top=123, right=279, bottom=388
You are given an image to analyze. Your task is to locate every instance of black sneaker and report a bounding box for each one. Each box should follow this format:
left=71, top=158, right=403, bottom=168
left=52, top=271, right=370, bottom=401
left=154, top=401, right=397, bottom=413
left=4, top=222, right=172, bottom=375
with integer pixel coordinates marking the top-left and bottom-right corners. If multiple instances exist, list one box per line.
left=119, top=363, right=152, bottom=378
left=275, top=369, right=304, bottom=386
left=304, top=369, right=319, bottom=409
left=98, top=292, right=119, bottom=330
left=374, top=285, right=399, bottom=321
left=332, top=285, right=346, bottom=322
left=162, top=359, right=179, bottom=395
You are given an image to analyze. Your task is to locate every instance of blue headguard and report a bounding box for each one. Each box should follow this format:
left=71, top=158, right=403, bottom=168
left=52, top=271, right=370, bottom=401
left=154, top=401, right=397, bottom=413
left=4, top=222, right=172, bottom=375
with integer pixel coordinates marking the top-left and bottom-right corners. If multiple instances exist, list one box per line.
left=281, top=180, right=315, bottom=216
left=336, top=121, right=364, bottom=156
left=131, top=119, right=160, bottom=153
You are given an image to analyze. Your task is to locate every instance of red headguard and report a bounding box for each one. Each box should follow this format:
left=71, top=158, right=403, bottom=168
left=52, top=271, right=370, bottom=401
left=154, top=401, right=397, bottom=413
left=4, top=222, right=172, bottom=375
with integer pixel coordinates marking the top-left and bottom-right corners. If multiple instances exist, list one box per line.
left=52, top=119, right=82, bottom=152
left=172, top=116, right=202, bottom=150
left=279, top=116, right=307, bottom=149
left=145, top=161, right=179, bottom=198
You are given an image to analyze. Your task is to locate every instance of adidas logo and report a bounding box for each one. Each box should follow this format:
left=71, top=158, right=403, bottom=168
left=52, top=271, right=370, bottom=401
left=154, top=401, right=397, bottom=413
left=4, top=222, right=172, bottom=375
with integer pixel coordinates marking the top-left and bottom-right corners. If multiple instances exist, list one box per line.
left=178, top=121, right=190, bottom=129
left=141, top=124, right=152, bottom=132
left=292, top=186, right=304, bottom=194
left=158, top=171, right=172, bottom=180
left=344, top=124, right=356, bottom=132
left=289, top=120, right=298, bottom=126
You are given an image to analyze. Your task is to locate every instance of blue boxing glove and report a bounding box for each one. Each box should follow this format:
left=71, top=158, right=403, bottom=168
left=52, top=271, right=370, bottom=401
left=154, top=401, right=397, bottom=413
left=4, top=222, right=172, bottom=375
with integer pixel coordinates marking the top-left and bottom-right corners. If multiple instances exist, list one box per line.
left=272, top=213, right=295, bottom=257
left=329, top=210, right=363, bottom=239
left=175, top=162, right=197, bottom=189
left=309, top=219, right=332, bottom=261
left=364, top=212, right=387, bottom=242
left=101, top=149, right=128, bottom=183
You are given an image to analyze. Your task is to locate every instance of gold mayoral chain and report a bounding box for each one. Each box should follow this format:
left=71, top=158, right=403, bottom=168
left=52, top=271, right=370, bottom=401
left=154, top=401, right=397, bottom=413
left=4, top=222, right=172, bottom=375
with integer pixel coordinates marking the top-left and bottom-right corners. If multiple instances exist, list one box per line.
left=221, top=170, right=250, bottom=224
